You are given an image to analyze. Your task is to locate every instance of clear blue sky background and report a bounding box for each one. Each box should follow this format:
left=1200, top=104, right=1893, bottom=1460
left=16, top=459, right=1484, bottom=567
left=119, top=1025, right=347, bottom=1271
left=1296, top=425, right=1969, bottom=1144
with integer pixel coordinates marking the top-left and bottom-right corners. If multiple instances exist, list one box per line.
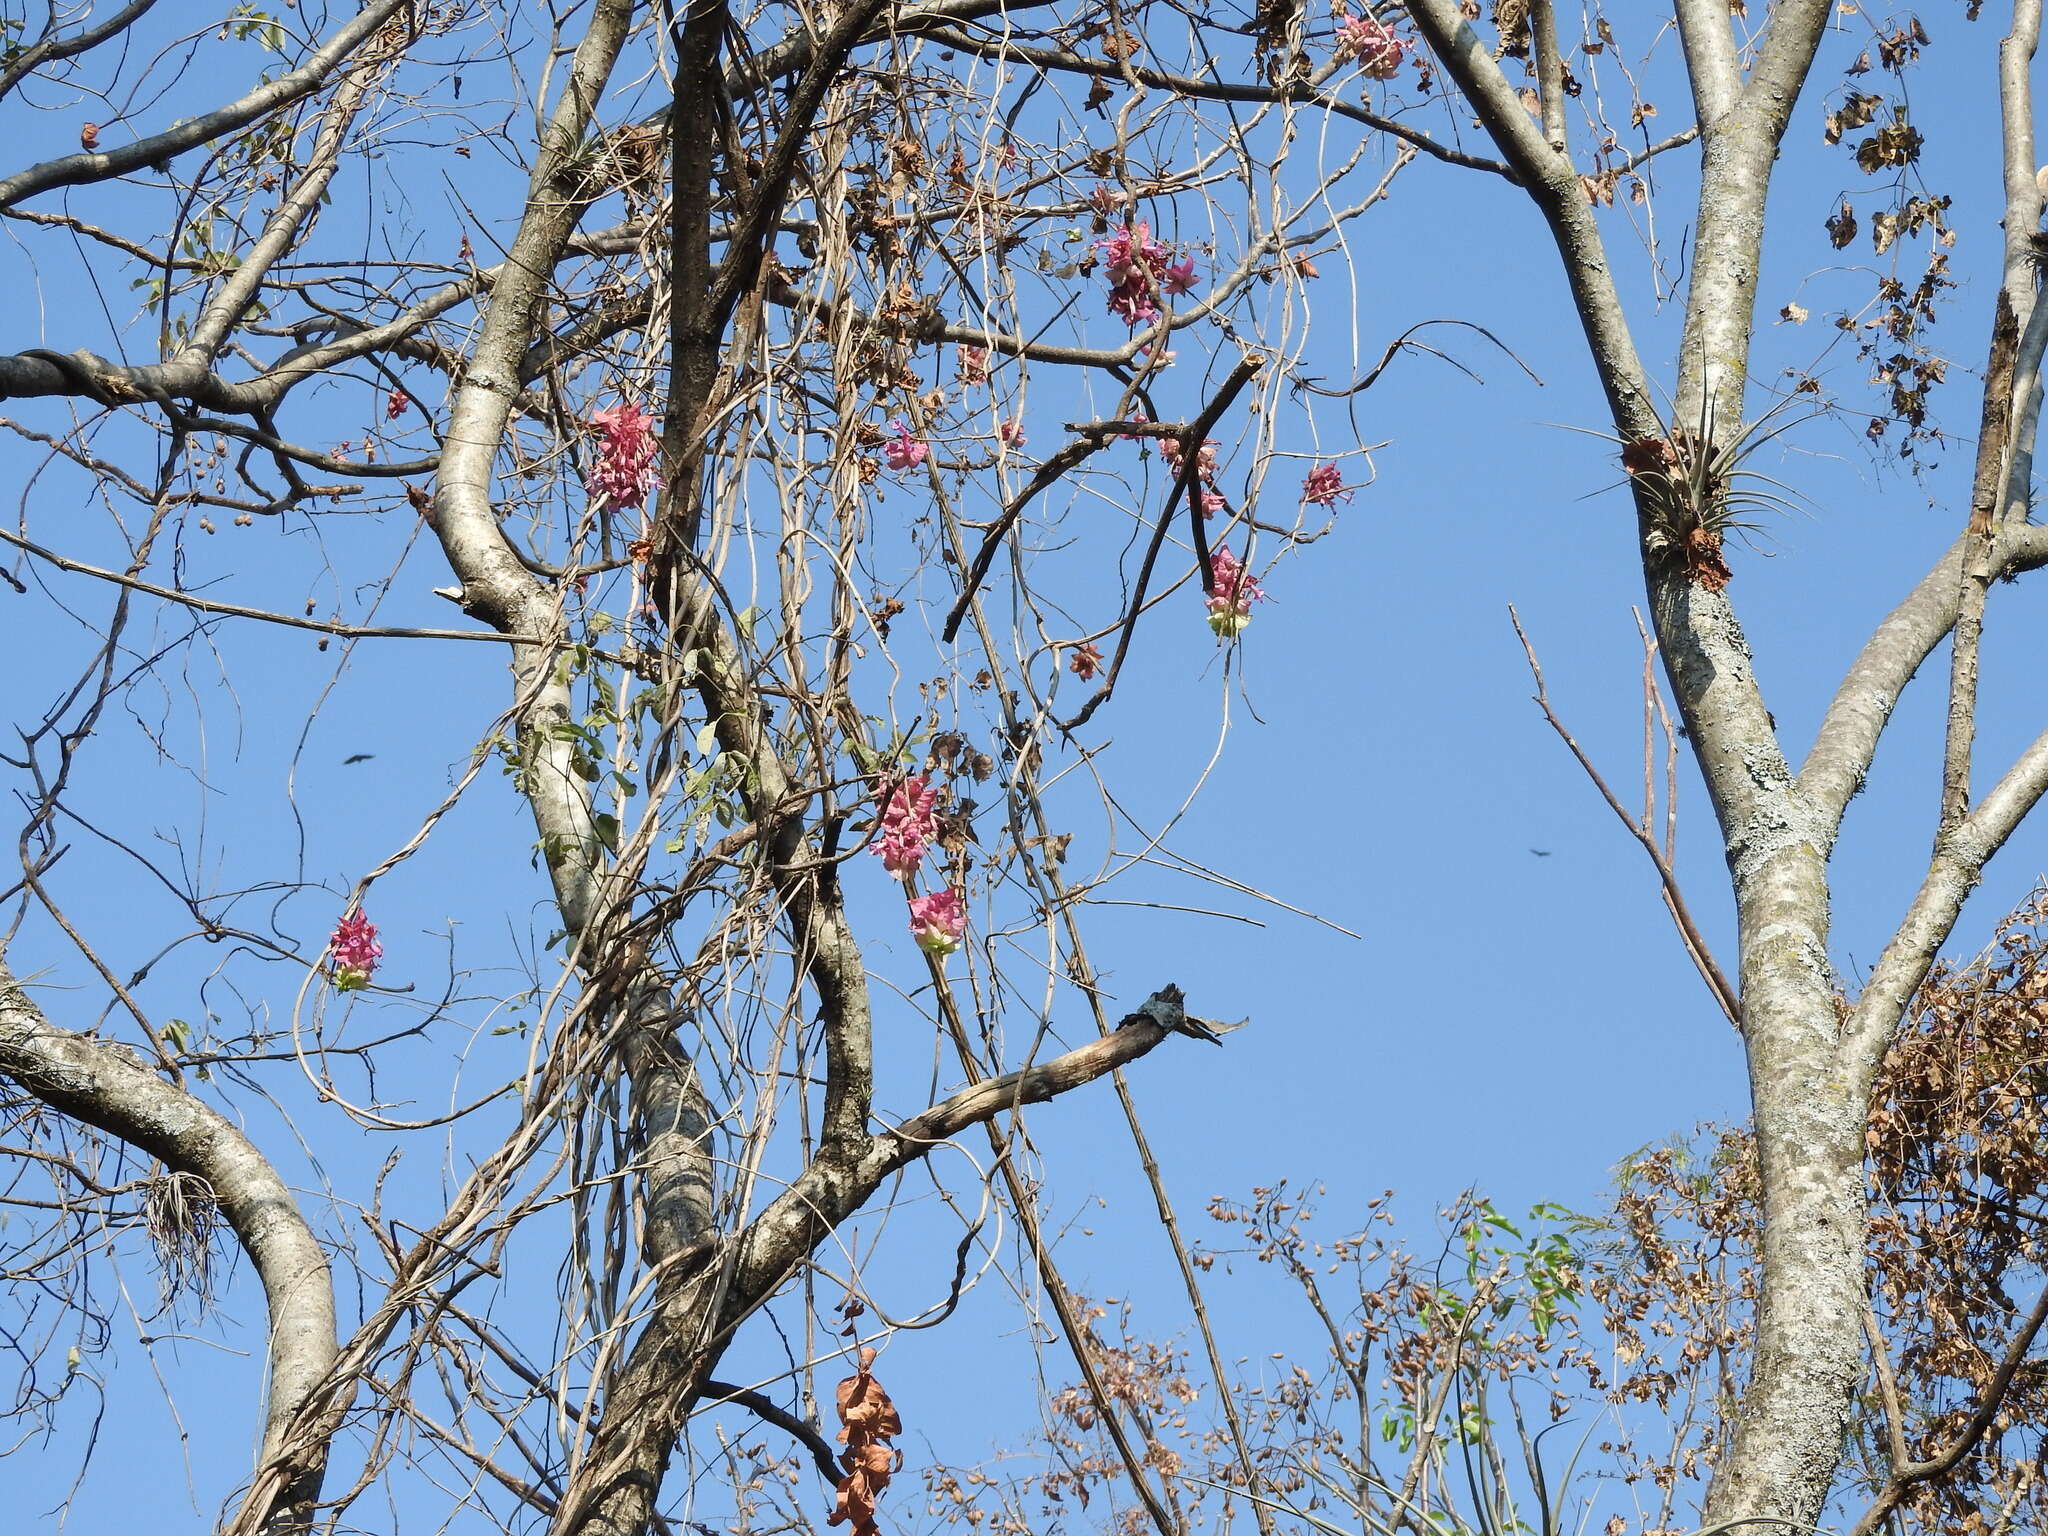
left=2, top=3, right=2045, bottom=1531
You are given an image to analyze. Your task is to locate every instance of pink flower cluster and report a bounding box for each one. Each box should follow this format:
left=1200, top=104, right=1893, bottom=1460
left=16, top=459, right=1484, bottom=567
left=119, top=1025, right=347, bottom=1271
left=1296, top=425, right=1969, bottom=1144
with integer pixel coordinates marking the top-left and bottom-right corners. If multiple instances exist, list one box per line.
left=909, top=887, right=967, bottom=957
left=588, top=401, right=659, bottom=512
left=957, top=345, right=990, bottom=385
left=1205, top=546, right=1266, bottom=637
left=329, top=910, right=382, bottom=992
left=882, top=420, right=929, bottom=472
left=1302, top=462, right=1352, bottom=507
left=386, top=389, right=411, bottom=421
left=1336, top=13, right=1409, bottom=79
left=1095, top=223, right=1198, bottom=328
left=1161, top=435, right=1226, bottom=517
left=873, top=776, right=940, bottom=879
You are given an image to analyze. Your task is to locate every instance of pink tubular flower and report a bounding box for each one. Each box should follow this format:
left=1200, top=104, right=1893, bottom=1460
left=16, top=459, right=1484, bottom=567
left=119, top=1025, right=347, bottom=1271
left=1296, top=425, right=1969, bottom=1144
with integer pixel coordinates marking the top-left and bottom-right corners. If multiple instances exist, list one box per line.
left=957, top=345, right=990, bottom=385
left=1204, top=546, right=1266, bottom=637
left=1094, top=222, right=1199, bottom=328
left=1160, top=435, right=1225, bottom=515
left=329, top=909, right=382, bottom=992
left=873, top=776, right=940, bottom=879
left=998, top=418, right=1026, bottom=447
left=1336, top=13, right=1409, bottom=80
left=1302, top=462, right=1352, bottom=507
left=588, top=401, right=659, bottom=512
left=385, top=389, right=411, bottom=421
left=882, top=420, right=929, bottom=472
left=908, top=887, right=967, bottom=957
left=1160, top=436, right=1219, bottom=482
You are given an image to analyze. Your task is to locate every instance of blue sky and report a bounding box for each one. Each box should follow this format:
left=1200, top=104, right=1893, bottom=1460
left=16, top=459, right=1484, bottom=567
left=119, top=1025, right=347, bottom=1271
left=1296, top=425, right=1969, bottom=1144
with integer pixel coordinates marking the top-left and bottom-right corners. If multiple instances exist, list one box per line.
left=2, top=3, right=2045, bottom=1531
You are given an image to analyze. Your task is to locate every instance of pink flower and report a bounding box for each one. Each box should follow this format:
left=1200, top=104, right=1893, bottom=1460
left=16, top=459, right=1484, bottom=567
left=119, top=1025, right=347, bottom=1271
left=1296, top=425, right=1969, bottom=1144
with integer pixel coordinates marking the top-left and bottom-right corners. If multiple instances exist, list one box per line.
left=385, top=389, right=411, bottom=421
left=1204, top=546, right=1266, bottom=637
left=1336, top=14, right=1409, bottom=80
left=1302, top=462, right=1352, bottom=506
left=909, top=887, right=967, bottom=957
left=998, top=418, right=1026, bottom=446
left=1094, top=222, right=1199, bottom=328
left=873, top=776, right=940, bottom=879
left=957, top=345, right=990, bottom=385
left=1159, top=435, right=1225, bottom=513
left=588, top=401, right=659, bottom=512
left=329, top=910, right=382, bottom=992
left=882, top=420, right=929, bottom=472
left=1160, top=436, right=1219, bottom=482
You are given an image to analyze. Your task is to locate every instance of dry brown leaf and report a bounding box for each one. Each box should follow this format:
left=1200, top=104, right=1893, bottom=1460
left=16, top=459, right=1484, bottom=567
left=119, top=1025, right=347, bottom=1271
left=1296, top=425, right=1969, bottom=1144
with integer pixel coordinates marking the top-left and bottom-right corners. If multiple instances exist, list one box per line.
left=827, top=1348, right=903, bottom=1536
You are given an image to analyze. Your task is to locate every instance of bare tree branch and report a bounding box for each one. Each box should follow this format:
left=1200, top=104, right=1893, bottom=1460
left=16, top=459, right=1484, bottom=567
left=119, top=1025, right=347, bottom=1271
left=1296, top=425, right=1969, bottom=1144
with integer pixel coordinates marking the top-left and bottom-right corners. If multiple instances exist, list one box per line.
left=0, top=957, right=336, bottom=1534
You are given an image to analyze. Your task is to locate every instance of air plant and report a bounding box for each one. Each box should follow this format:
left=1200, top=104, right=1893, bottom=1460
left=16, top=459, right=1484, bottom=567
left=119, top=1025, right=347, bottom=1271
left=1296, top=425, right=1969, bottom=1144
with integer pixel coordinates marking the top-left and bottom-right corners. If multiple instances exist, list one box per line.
left=1576, top=390, right=1812, bottom=591
left=144, top=1168, right=220, bottom=1310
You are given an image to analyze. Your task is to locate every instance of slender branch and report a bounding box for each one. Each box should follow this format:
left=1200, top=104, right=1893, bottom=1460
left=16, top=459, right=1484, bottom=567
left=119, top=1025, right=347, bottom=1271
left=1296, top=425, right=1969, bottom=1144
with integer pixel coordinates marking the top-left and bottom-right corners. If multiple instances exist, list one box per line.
left=1530, top=0, right=1567, bottom=155
left=1942, top=293, right=2022, bottom=833
left=696, top=1382, right=841, bottom=1480
left=1846, top=722, right=2048, bottom=1065
left=0, top=0, right=412, bottom=210
left=1801, top=522, right=2048, bottom=841
left=1059, top=354, right=1264, bottom=730
left=0, top=0, right=161, bottom=103
left=0, top=522, right=549, bottom=644
left=925, top=26, right=1518, bottom=179
left=1508, top=607, right=1739, bottom=1025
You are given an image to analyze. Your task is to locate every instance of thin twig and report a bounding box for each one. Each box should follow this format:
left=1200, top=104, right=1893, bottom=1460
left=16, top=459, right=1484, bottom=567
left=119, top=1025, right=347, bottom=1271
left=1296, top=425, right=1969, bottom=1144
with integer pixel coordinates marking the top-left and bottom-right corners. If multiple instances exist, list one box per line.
left=1509, top=606, right=1739, bottom=1026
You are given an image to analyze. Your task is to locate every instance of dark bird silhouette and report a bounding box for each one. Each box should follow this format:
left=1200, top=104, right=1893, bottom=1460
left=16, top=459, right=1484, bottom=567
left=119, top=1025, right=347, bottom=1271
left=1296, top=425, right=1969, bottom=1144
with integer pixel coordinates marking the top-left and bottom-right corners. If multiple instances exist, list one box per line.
left=1127, top=983, right=1246, bottom=1047
left=1529, top=848, right=1553, bottom=857
left=343, top=753, right=375, bottom=764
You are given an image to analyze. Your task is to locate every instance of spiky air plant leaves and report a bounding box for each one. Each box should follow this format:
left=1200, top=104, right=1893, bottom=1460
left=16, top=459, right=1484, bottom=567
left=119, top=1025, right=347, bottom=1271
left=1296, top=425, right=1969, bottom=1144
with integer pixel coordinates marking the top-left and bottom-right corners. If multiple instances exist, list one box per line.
left=1614, top=400, right=1812, bottom=592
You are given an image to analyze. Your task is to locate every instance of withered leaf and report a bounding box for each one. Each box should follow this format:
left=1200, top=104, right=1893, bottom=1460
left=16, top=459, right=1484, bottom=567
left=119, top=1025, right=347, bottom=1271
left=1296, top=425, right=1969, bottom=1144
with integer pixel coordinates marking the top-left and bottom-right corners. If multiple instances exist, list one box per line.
left=827, top=1348, right=903, bottom=1536
left=1854, top=114, right=1923, bottom=174
left=1826, top=200, right=1858, bottom=250
left=1621, top=437, right=1679, bottom=477
left=1824, top=92, right=1882, bottom=145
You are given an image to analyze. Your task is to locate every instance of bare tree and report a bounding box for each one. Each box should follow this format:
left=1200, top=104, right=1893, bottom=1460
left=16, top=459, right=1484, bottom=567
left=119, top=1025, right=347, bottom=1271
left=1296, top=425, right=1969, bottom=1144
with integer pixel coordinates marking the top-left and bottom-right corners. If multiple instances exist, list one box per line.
left=0, top=1, right=1405, bottom=1533
left=5, top=3, right=2047, bottom=1536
